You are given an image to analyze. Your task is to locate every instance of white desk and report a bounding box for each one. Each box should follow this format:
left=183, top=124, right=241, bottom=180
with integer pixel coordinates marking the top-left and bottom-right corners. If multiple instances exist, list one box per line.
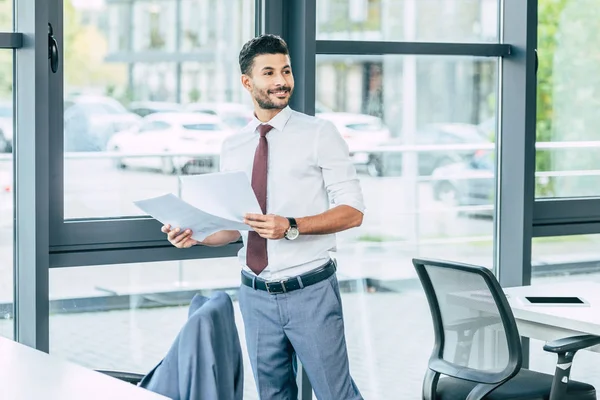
left=501, top=281, right=600, bottom=352
left=0, top=336, right=169, bottom=400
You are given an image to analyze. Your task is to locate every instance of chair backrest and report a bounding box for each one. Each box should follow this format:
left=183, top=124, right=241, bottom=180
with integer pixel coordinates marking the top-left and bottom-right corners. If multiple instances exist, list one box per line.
left=412, top=258, right=522, bottom=386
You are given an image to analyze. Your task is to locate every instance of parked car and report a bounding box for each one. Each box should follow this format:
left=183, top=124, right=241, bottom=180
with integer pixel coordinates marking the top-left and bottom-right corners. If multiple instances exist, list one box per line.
left=128, top=101, right=182, bottom=117
left=64, top=95, right=141, bottom=151
left=185, top=102, right=253, bottom=130
left=315, top=112, right=391, bottom=166
left=431, top=149, right=495, bottom=216
left=366, top=123, right=490, bottom=177
left=0, top=101, right=13, bottom=153
left=106, top=112, right=234, bottom=174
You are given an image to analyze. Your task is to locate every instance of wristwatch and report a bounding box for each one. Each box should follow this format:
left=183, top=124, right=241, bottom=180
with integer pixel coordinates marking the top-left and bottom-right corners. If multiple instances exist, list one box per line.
left=284, top=217, right=299, bottom=240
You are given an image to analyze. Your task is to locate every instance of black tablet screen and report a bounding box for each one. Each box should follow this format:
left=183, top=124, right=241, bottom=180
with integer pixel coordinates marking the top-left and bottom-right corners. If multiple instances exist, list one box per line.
left=525, top=296, right=584, bottom=304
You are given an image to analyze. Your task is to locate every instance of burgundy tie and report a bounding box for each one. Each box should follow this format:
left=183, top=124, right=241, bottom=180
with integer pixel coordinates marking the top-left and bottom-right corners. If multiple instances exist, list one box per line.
left=246, top=124, right=273, bottom=275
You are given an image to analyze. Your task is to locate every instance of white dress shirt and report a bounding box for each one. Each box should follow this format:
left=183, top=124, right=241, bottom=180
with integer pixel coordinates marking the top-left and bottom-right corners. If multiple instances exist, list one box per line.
left=220, top=106, right=365, bottom=280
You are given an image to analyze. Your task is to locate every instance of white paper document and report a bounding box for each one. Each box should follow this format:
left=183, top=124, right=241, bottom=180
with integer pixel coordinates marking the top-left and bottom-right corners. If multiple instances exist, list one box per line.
left=133, top=171, right=261, bottom=242
left=179, top=171, right=262, bottom=220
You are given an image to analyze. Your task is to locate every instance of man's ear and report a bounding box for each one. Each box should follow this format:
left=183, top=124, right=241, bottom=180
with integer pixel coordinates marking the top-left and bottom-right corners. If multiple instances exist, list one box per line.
left=241, top=74, right=252, bottom=91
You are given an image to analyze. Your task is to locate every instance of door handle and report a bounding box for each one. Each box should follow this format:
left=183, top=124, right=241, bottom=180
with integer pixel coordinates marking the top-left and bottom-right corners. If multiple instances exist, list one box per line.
left=48, top=23, right=59, bottom=73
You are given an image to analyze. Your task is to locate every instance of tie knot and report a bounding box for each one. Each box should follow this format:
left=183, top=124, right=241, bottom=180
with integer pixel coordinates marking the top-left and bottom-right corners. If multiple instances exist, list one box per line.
left=258, top=124, right=273, bottom=137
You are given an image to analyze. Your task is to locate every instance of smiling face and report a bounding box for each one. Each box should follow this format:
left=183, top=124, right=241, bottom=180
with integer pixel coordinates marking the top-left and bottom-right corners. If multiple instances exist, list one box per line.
left=241, top=53, right=295, bottom=111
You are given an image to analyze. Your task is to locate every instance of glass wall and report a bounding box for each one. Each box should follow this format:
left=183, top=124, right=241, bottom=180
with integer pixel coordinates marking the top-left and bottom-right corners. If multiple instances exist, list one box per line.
left=63, top=0, right=255, bottom=219
left=535, top=0, right=600, bottom=198
left=531, top=0, right=600, bottom=386
left=0, top=0, right=13, bottom=340
left=314, top=2, right=499, bottom=394
left=314, top=55, right=497, bottom=397
left=49, top=259, right=257, bottom=398
left=7, top=0, right=600, bottom=398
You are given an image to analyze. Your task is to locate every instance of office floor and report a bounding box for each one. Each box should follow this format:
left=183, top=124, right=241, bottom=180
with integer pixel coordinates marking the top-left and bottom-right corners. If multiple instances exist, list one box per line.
left=3, top=285, right=600, bottom=400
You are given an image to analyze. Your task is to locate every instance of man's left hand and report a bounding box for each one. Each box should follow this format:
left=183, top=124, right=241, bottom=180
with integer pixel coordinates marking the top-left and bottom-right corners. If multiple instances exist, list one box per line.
left=244, top=213, right=290, bottom=240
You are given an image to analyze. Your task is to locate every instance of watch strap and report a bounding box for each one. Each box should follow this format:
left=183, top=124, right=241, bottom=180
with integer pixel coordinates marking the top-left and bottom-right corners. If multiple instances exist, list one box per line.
left=286, top=217, right=297, bottom=229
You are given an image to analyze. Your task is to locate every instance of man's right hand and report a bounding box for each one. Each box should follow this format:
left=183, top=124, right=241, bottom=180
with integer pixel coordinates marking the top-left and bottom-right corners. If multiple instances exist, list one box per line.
left=162, top=224, right=199, bottom=248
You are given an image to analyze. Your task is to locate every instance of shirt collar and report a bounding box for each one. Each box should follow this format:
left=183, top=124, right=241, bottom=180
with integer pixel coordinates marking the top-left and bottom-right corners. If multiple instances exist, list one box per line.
left=249, top=106, right=293, bottom=134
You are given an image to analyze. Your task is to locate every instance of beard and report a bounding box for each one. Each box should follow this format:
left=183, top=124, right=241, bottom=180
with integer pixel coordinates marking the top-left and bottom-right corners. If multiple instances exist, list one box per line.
left=253, top=86, right=293, bottom=110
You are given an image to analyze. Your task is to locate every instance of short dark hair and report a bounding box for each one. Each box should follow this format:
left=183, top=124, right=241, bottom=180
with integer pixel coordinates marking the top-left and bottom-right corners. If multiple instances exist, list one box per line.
left=239, top=34, right=290, bottom=76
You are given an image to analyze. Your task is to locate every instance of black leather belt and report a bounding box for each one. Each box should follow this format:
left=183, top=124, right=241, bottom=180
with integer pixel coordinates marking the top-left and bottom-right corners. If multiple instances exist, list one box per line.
left=241, top=259, right=336, bottom=294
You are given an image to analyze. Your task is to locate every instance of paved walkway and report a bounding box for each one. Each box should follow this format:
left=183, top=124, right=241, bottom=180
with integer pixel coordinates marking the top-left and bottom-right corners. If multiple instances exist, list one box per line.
left=2, top=280, right=600, bottom=399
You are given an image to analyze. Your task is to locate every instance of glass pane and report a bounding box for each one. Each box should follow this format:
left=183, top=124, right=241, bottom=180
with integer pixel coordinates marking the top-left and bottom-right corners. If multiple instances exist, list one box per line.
left=0, top=45, right=12, bottom=338
left=316, top=0, right=499, bottom=42
left=316, top=54, right=497, bottom=397
left=530, top=234, right=600, bottom=389
left=536, top=1, right=600, bottom=198
left=0, top=0, right=12, bottom=31
left=49, top=259, right=258, bottom=398
left=63, top=0, right=255, bottom=219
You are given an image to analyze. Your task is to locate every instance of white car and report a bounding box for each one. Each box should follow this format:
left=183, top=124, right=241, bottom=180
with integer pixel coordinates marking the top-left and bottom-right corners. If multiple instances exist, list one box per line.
left=185, top=102, right=254, bottom=129
left=315, top=112, right=391, bottom=165
left=106, top=112, right=234, bottom=174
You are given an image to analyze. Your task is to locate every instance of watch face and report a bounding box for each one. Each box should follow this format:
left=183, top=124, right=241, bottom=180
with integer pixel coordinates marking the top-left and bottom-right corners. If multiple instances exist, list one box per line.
left=287, top=227, right=299, bottom=240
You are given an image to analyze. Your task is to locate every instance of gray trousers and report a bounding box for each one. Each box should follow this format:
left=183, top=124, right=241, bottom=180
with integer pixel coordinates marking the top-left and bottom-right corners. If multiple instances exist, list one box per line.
left=239, top=271, right=363, bottom=400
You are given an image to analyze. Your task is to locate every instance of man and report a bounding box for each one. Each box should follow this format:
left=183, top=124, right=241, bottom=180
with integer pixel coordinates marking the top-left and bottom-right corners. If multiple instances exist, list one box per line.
left=162, top=34, right=365, bottom=400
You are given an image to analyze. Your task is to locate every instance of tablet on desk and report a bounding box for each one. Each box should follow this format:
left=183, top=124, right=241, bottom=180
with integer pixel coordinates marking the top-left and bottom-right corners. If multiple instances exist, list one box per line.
left=520, top=296, right=589, bottom=306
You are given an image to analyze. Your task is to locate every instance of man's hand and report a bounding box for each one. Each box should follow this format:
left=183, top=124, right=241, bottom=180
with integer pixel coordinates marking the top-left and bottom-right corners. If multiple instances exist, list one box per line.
left=244, top=214, right=290, bottom=240
left=161, top=224, right=199, bottom=248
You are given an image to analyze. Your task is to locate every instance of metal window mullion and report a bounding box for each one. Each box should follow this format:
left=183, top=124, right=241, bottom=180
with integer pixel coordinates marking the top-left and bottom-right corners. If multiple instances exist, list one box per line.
left=316, top=40, right=511, bottom=57
left=495, top=0, right=537, bottom=289
left=14, top=0, right=50, bottom=351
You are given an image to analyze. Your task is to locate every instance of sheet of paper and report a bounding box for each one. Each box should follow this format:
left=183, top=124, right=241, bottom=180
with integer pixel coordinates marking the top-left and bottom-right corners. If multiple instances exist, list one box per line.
left=179, top=171, right=262, bottom=222
left=133, top=193, right=251, bottom=242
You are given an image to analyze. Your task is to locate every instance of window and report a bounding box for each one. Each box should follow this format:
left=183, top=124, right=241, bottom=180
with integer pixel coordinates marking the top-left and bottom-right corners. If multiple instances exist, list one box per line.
left=316, top=0, right=499, bottom=42
left=316, top=54, right=497, bottom=396
left=63, top=0, right=255, bottom=219
left=536, top=0, right=600, bottom=198
left=49, top=259, right=259, bottom=399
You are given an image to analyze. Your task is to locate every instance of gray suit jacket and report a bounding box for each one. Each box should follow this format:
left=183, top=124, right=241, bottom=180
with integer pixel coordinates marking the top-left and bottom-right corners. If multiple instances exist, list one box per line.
left=139, top=291, right=244, bottom=400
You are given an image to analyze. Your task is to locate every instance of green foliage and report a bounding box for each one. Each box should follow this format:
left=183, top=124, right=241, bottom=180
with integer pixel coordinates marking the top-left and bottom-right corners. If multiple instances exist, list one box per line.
left=0, top=0, right=12, bottom=99
left=536, top=0, right=600, bottom=196
left=536, top=0, right=568, bottom=196
left=0, top=1, right=127, bottom=101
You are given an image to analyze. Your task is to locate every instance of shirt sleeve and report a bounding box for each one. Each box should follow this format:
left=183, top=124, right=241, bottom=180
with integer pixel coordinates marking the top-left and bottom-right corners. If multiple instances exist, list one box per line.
left=316, top=120, right=366, bottom=213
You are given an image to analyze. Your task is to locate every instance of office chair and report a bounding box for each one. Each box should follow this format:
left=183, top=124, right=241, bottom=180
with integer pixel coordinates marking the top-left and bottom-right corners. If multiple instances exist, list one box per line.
left=413, top=257, right=600, bottom=400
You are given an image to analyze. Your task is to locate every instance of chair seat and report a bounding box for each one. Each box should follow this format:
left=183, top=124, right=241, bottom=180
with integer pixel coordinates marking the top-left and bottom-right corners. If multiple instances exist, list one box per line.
left=437, top=368, right=596, bottom=400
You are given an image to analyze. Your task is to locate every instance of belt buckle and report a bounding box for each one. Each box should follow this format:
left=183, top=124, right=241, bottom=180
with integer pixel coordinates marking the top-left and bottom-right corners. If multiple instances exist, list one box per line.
left=265, top=279, right=288, bottom=294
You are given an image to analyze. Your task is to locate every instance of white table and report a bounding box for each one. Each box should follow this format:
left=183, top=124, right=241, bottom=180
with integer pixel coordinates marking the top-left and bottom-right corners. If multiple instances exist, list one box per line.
left=501, top=281, right=600, bottom=352
left=0, top=336, right=169, bottom=400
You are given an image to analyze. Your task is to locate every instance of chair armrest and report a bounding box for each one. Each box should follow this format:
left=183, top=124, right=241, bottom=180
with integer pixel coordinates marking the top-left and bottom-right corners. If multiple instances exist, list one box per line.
left=543, top=334, right=600, bottom=354
left=545, top=335, right=600, bottom=400
left=96, top=370, right=145, bottom=385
